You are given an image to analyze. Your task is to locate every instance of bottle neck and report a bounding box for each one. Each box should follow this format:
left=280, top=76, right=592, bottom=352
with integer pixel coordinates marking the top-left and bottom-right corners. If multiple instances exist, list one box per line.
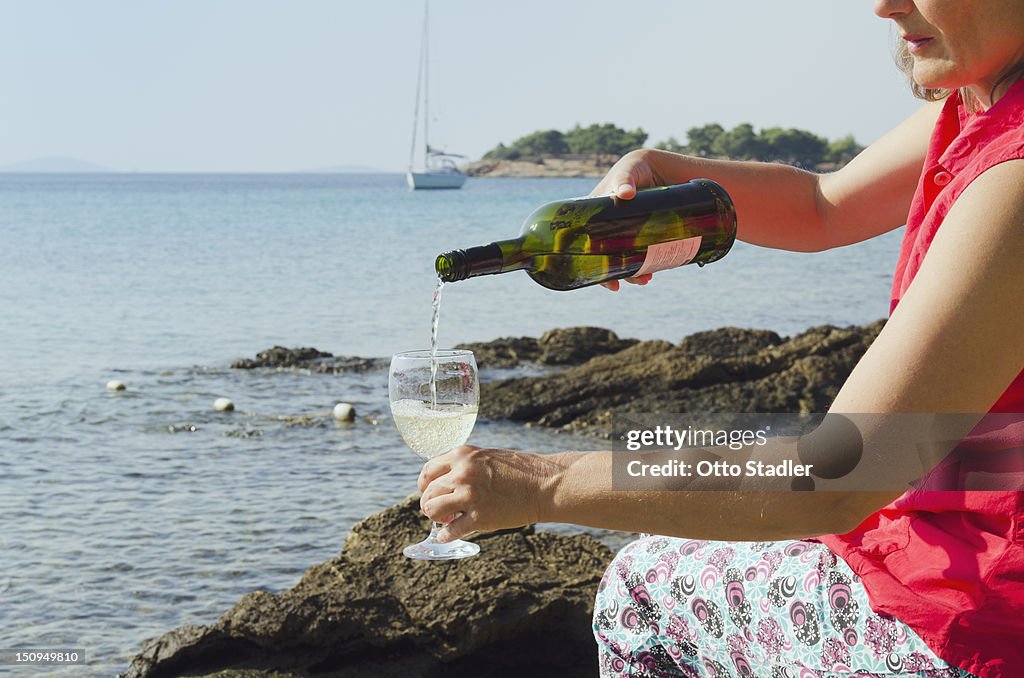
left=436, top=239, right=524, bottom=282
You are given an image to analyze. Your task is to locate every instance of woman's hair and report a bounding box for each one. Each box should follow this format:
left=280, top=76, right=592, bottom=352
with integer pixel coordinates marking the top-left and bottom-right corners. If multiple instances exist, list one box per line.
left=895, top=40, right=1024, bottom=110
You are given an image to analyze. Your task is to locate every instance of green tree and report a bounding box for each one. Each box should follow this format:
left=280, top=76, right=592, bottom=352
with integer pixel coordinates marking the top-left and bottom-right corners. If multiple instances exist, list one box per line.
left=482, top=142, right=521, bottom=161
left=683, top=123, right=725, bottom=157
left=654, top=136, right=687, bottom=153
left=512, top=129, right=569, bottom=157
left=711, top=123, right=765, bottom=160
left=760, top=127, right=829, bottom=167
left=825, top=134, right=865, bottom=165
left=565, top=123, right=648, bottom=161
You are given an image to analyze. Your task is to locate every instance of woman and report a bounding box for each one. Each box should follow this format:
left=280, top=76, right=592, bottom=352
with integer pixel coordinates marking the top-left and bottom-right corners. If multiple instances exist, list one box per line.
left=420, top=1, right=1024, bottom=676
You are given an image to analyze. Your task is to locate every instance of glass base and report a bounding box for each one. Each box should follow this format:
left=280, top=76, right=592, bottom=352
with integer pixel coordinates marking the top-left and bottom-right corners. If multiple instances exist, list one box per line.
left=403, top=525, right=479, bottom=560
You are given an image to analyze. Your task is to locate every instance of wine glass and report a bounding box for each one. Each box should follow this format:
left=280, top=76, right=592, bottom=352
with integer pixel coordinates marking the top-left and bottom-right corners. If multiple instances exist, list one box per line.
left=389, top=349, right=480, bottom=560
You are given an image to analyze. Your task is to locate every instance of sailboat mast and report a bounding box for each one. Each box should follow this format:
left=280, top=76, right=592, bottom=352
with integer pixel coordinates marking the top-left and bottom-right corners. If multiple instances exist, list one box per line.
left=423, top=0, right=430, bottom=169
left=408, top=1, right=428, bottom=171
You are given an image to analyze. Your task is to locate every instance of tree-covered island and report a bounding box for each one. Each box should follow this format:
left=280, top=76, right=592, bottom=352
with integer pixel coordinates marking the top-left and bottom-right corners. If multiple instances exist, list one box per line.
left=465, top=122, right=864, bottom=177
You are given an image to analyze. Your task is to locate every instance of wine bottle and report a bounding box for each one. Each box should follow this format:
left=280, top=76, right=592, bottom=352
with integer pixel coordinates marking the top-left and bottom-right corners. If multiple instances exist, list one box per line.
left=435, top=179, right=737, bottom=291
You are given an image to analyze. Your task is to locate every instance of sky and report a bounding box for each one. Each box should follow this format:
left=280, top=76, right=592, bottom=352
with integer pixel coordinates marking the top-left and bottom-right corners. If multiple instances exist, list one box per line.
left=0, top=1, right=924, bottom=173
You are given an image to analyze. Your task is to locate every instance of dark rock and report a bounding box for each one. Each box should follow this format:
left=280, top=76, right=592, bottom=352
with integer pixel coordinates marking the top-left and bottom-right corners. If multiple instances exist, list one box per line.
left=231, top=327, right=636, bottom=375
left=479, top=321, right=885, bottom=435
left=456, top=326, right=636, bottom=369
left=121, top=497, right=613, bottom=678
left=231, top=347, right=385, bottom=374
left=676, top=327, right=783, bottom=359
left=231, top=347, right=333, bottom=369
left=454, top=336, right=541, bottom=369
left=537, top=327, right=638, bottom=365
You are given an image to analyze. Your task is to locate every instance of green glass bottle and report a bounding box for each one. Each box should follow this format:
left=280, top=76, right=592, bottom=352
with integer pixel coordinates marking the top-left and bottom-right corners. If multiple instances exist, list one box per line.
left=435, top=179, right=737, bottom=291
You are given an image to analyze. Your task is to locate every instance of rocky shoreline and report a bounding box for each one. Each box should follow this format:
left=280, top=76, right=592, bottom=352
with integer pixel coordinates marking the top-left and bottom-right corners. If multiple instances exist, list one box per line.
left=125, top=321, right=883, bottom=677
left=462, top=156, right=618, bottom=179
left=463, top=322, right=885, bottom=435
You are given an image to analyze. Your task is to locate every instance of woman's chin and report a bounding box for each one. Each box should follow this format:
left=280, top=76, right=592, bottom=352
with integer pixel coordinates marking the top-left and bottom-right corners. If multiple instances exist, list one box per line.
left=912, top=62, right=965, bottom=92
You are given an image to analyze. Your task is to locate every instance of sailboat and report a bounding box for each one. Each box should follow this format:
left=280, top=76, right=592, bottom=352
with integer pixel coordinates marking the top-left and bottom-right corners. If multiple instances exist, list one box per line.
left=406, top=0, right=467, bottom=190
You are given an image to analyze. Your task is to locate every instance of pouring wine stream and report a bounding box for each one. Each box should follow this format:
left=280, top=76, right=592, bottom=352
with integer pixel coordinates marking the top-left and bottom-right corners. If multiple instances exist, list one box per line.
left=430, top=278, right=443, bottom=410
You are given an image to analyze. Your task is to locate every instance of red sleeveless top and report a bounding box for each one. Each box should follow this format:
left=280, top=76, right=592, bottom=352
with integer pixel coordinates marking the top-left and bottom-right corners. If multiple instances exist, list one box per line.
left=818, top=80, right=1024, bottom=678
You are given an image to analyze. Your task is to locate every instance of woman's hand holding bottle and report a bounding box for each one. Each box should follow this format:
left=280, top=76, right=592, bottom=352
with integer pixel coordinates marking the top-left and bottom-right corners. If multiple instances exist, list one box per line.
left=591, top=149, right=685, bottom=291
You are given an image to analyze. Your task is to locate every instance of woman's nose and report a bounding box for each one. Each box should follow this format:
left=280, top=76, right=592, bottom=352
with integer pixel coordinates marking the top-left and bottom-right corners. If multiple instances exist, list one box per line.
left=873, top=0, right=913, bottom=19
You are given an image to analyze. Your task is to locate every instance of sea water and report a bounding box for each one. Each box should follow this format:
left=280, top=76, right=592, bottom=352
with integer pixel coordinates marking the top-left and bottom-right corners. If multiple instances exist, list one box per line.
left=0, top=172, right=902, bottom=675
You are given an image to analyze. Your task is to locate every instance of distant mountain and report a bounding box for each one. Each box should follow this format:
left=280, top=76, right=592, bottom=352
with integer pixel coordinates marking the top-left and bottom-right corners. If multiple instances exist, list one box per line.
left=0, top=156, right=115, bottom=173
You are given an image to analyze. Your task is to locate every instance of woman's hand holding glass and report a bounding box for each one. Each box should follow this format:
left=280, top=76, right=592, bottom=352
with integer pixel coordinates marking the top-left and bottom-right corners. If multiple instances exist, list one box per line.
left=417, top=445, right=556, bottom=544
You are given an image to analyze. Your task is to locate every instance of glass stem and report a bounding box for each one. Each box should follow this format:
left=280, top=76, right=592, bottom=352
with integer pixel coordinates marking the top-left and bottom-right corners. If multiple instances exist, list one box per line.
left=428, top=522, right=445, bottom=542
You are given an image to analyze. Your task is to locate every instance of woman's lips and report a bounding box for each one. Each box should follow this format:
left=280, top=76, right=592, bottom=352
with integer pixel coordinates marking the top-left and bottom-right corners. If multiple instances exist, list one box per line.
left=903, top=35, right=934, bottom=54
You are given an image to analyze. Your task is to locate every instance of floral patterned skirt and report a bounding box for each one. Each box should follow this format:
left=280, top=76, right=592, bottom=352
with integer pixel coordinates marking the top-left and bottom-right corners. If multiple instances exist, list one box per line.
left=593, top=536, right=976, bottom=678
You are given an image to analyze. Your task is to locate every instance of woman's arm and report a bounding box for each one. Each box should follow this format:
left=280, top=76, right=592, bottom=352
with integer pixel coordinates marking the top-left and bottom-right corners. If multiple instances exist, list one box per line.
left=593, top=102, right=942, bottom=253
left=420, top=159, right=1024, bottom=542
left=421, top=445, right=891, bottom=541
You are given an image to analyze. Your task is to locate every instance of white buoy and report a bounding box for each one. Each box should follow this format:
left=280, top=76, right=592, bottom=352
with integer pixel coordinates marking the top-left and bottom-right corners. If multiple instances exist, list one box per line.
left=333, top=402, right=356, bottom=422
left=106, top=380, right=126, bottom=391
left=213, top=397, right=235, bottom=412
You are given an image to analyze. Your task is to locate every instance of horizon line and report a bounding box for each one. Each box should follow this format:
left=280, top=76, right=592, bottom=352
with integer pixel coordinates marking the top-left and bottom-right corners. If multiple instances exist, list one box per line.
left=0, top=168, right=409, bottom=175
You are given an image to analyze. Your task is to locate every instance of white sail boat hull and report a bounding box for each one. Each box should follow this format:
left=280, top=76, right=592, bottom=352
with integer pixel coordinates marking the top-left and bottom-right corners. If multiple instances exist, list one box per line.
left=406, top=169, right=467, bottom=190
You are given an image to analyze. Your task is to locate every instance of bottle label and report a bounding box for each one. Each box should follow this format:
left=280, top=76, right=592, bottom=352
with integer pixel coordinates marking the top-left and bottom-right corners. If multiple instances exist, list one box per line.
left=637, top=237, right=702, bottom=276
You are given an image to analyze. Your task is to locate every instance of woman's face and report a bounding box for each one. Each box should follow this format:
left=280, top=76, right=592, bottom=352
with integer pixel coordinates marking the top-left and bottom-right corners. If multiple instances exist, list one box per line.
left=874, top=0, right=1024, bottom=103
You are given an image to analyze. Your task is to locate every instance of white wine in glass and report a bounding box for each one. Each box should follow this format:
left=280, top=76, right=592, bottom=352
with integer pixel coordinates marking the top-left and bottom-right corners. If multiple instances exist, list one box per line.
left=389, top=349, right=480, bottom=560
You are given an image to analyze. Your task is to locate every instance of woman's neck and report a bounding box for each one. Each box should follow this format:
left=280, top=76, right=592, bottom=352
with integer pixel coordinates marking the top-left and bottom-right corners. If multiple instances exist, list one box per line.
left=968, top=60, right=1024, bottom=110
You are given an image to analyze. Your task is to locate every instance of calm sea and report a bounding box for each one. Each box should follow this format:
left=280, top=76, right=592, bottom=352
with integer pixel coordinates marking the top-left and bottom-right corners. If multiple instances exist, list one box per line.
left=0, top=173, right=902, bottom=675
